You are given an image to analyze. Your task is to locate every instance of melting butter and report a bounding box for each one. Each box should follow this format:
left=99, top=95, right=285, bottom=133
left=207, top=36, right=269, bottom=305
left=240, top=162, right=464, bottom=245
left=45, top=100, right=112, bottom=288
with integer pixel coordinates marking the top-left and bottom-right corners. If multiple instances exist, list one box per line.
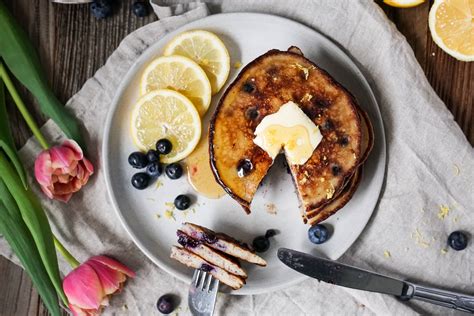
left=253, top=101, right=322, bottom=165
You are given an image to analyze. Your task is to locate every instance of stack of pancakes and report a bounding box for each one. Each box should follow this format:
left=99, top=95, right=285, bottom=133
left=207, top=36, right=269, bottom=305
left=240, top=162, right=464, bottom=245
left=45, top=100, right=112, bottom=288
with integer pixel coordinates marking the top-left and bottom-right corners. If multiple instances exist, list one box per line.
left=170, top=223, right=266, bottom=290
left=209, top=47, right=374, bottom=225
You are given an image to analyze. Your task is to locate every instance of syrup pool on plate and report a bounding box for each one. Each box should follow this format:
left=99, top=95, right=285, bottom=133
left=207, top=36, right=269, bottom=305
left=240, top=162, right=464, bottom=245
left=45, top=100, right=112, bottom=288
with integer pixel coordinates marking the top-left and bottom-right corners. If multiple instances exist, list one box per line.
left=184, top=136, right=225, bottom=199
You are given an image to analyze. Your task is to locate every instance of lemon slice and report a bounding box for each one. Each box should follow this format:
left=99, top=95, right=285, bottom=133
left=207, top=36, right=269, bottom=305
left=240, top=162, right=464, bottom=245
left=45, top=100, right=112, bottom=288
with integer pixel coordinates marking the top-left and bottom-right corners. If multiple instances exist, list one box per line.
left=429, top=0, right=474, bottom=61
left=383, top=0, right=425, bottom=8
left=141, top=55, right=212, bottom=116
left=163, top=30, right=230, bottom=94
left=131, top=89, right=201, bottom=163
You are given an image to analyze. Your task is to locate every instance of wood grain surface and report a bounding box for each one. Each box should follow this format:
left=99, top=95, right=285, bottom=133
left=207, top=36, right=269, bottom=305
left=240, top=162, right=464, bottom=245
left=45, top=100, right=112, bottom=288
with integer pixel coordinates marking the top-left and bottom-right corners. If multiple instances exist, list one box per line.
left=0, top=0, right=472, bottom=315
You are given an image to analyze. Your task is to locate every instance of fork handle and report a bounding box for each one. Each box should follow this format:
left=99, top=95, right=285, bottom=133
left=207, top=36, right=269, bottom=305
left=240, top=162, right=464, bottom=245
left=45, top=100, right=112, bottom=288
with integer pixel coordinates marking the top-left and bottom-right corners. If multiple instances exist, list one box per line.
left=404, top=282, right=474, bottom=313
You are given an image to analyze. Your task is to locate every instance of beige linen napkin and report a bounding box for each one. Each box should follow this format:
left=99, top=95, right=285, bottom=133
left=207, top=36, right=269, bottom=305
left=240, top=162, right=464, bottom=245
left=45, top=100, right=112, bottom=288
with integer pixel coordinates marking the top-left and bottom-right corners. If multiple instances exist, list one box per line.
left=1, top=0, right=473, bottom=315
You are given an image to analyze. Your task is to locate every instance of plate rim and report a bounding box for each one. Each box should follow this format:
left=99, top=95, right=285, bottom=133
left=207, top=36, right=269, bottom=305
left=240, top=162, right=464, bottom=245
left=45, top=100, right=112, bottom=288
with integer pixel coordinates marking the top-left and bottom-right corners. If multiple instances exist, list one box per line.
left=102, top=12, right=386, bottom=295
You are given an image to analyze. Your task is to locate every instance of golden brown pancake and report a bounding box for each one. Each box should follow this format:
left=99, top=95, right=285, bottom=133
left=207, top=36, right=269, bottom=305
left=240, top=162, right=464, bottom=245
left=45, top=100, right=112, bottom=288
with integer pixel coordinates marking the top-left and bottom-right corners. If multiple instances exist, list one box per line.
left=210, top=47, right=362, bottom=219
left=304, top=106, right=374, bottom=222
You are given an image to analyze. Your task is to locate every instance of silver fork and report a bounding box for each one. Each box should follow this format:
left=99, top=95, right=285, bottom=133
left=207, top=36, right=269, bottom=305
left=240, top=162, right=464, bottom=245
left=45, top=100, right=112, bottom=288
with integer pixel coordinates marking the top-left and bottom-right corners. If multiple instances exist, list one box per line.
left=188, top=269, right=220, bottom=316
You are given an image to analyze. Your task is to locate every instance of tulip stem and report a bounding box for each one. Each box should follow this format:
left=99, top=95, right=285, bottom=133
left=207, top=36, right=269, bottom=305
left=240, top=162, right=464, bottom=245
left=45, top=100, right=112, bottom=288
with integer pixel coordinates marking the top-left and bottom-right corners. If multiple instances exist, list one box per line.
left=53, top=235, right=80, bottom=269
left=0, top=62, right=49, bottom=150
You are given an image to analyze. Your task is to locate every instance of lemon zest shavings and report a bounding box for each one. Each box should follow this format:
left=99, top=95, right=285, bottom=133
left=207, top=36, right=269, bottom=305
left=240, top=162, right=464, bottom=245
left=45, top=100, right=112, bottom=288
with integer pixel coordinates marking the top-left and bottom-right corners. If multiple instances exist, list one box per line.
left=411, top=228, right=430, bottom=248
left=438, top=205, right=450, bottom=219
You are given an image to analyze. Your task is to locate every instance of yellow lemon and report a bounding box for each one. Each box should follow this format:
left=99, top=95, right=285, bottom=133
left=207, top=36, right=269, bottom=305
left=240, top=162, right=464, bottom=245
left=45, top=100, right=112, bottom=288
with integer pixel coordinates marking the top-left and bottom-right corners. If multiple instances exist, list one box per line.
left=131, top=89, right=201, bottom=163
left=163, top=30, right=230, bottom=94
left=140, top=55, right=212, bottom=116
left=429, top=0, right=474, bottom=61
left=383, top=0, right=425, bottom=8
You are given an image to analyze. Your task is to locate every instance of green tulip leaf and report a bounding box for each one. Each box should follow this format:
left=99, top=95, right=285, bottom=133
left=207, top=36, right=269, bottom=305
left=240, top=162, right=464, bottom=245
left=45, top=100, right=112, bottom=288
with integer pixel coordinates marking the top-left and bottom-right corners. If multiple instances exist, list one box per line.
left=0, top=180, right=61, bottom=316
left=0, top=152, right=68, bottom=306
left=0, top=81, right=27, bottom=188
left=0, top=1, right=84, bottom=148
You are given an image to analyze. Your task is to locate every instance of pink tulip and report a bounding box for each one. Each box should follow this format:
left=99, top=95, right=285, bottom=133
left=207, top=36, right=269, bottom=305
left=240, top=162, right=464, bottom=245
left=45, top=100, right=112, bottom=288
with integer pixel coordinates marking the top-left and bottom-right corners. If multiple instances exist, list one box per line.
left=63, top=256, right=135, bottom=316
left=34, top=139, right=94, bottom=202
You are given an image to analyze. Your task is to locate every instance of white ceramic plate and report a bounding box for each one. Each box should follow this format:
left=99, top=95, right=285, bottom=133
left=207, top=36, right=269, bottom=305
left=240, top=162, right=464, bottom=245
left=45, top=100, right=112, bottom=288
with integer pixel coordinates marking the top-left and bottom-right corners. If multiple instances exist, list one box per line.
left=103, top=13, right=386, bottom=295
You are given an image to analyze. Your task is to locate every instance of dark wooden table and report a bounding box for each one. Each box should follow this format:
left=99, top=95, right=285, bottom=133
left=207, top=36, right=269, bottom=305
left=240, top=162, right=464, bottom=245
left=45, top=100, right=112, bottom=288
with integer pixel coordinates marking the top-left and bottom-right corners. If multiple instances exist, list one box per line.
left=0, top=0, right=472, bottom=315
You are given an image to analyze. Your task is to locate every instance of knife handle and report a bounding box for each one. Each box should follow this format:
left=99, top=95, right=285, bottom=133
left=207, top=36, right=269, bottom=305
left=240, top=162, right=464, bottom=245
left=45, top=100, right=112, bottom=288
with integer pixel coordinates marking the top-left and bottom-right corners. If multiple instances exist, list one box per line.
left=405, top=283, right=474, bottom=313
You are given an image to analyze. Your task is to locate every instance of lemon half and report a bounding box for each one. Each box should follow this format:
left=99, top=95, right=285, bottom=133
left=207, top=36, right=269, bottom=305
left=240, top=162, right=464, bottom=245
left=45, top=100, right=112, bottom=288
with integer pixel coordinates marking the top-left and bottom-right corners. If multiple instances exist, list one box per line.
left=383, top=0, right=425, bottom=8
left=140, top=55, right=212, bottom=116
left=429, top=0, right=474, bottom=61
left=163, top=30, right=230, bottom=94
left=131, top=89, right=201, bottom=163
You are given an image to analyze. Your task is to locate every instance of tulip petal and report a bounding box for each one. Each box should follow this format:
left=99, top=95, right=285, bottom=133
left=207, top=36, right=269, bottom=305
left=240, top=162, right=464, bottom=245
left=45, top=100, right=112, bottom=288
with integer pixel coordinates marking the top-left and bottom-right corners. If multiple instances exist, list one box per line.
left=34, top=151, right=53, bottom=187
left=89, top=256, right=136, bottom=278
left=69, top=304, right=100, bottom=316
left=83, top=157, right=94, bottom=174
left=87, top=260, right=126, bottom=295
left=63, top=139, right=84, bottom=160
left=63, top=263, right=104, bottom=310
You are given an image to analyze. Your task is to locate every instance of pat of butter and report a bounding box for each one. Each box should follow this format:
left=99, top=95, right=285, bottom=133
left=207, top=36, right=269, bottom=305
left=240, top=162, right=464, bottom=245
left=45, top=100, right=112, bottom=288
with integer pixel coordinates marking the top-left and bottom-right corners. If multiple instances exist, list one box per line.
left=253, top=101, right=322, bottom=165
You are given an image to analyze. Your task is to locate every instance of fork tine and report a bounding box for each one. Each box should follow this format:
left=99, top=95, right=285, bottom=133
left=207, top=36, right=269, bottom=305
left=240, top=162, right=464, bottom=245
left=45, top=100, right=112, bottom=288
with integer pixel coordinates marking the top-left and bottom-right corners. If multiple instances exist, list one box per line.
left=204, top=273, right=213, bottom=292
left=197, top=271, right=207, bottom=290
left=210, top=277, right=219, bottom=292
left=193, top=269, right=201, bottom=286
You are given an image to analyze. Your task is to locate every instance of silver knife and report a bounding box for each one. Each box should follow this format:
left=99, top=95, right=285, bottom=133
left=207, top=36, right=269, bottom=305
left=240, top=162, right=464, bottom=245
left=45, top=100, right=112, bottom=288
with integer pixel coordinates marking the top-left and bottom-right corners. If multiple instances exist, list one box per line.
left=278, top=248, right=474, bottom=313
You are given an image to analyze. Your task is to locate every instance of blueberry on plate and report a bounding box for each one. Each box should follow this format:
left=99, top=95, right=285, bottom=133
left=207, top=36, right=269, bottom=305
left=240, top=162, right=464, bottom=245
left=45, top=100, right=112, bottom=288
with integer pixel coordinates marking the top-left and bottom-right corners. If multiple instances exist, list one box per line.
left=156, top=139, right=173, bottom=155
left=265, top=229, right=277, bottom=239
left=128, top=152, right=148, bottom=169
left=174, top=194, right=191, bottom=210
left=252, top=236, right=270, bottom=253
left=132, top=1, right=149, bottom=17
left=308, top=224, right=329, bottom=244
left=146, top=162, right=163, bottom=178
left=157, top=294, right=175, bottom=314
left=165, top=163, right=183, bottom=180
left=146, top=149, right=160, bottom=163
left=448, top=231, right=468, bottom=251
left=131, top=172, right=150, bottom=190
left=90, top=0, right=113, bottom=19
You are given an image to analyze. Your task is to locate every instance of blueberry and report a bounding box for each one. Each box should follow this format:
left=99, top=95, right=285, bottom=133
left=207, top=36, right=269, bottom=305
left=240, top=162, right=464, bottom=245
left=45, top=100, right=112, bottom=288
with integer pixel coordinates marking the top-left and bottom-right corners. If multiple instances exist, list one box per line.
left=157, top=294, right=175, bottom=314
left=237, top=159, right=253, bottom=177
left=265, top=229, right=277, bottom=239
left=331, top=164, right=341, bottom=176
left=174, top=194, right=191, bottom=210
left=146, top=162, right=163, bottom=178
left=90, top=0, right=113, bottom=19
left=165, top=163, right=183, bottom=179
left=128, top=152, right=148, bottom=169
left=156, top=139, right=173, bottom=155
left=448, top=231, right=468, bottom=251
left=131, top=173, right=150, bottom=190
left=308, top=224, right=329, bottom=244
left=146, top=149, right=160, bottom=163
left=200, top=264, right=214, bottom=272
left=252, top=236, right=270, bottom=252
left=132, top=1, right=149, bottom=17
left=242, top=82, right=256, bottom=93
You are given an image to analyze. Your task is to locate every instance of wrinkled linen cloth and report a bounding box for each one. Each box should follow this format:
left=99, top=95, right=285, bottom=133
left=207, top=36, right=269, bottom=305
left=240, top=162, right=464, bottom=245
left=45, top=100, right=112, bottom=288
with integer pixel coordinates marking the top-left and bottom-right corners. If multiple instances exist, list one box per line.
left=1, top=0, right=473, bottom=315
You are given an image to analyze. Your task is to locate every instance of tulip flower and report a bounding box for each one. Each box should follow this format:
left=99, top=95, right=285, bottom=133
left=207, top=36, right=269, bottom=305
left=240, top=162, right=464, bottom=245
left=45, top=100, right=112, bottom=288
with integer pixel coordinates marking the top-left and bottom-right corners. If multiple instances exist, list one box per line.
left=34, top=139, right=94, bottom=202
left=63, top=255, right=135, bottom=316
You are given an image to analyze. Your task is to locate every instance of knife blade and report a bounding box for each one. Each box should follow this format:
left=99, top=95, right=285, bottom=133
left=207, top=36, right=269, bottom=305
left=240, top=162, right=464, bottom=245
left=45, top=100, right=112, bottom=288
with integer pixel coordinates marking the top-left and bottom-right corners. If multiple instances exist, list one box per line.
left=277, top=248, right=406, bottom=296
left=277, top=248, right=474, bottom=313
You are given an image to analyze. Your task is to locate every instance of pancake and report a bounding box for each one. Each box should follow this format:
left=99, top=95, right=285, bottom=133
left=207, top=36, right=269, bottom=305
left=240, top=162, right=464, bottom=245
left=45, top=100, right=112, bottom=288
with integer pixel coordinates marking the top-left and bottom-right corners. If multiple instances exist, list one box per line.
left=304, top=105, right=374, bottom=222
left=210, top=47, right=362, bottom=218
left=180, top=223, right=267, bottom=266
left=177, top=230, right=247, bottom=278
left=305, top=167, right=362, bottom=225
left=170, top=246, right=245, bottom=290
